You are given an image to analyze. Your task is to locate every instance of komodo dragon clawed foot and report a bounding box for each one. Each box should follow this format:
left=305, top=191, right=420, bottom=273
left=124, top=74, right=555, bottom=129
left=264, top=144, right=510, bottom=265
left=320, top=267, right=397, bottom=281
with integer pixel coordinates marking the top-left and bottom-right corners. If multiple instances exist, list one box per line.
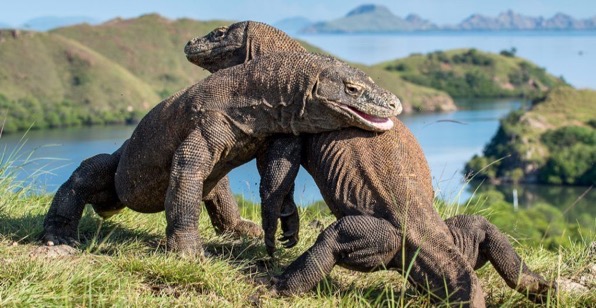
left=39, top=223, right=79, bottom=247
left=278, top=196, right=300, bottom=249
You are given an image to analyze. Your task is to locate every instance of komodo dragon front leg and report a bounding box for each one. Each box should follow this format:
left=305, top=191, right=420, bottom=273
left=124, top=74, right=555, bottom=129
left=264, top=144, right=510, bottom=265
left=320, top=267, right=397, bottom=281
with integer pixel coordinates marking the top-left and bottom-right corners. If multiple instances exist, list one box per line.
left=163, top=129, right=211, bottom=255
left=41, top=144, right=126, bottom=245
left=274, top=216, right=402, bottom=295
left=259, top=136, right=303, bottom=255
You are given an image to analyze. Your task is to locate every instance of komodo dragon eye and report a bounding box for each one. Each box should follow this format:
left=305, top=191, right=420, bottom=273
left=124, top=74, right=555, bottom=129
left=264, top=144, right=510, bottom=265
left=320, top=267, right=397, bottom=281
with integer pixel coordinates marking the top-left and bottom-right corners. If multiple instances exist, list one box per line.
left=344, top=83, right=363, bottom=97
left=210, top=27, right=228, bottom=40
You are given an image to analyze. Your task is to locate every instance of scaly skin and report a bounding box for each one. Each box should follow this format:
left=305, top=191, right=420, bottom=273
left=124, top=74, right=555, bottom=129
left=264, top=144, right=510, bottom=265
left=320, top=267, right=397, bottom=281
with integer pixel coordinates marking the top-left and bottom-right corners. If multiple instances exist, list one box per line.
left=41, top=51, right=401, bottom=257
left=185, top=21, right=555, bottom=305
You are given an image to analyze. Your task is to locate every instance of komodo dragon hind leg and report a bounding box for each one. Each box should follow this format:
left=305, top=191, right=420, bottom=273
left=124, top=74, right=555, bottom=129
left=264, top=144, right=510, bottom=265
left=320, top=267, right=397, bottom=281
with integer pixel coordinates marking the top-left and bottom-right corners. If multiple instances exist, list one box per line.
left=259, top=136, right=302, bottom=256
left=203, top=176, right=262, bottom=238
left=41, top=144, right=125, bottom=246
left=446, top=215, right=556, bottom=304
left=273, top=216, right=401, bottom=295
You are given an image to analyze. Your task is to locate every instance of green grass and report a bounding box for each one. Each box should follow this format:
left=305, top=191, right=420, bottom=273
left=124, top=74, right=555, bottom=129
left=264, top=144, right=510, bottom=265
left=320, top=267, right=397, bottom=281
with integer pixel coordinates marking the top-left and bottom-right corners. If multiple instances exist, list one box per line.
left=0, top=177, right=594, bottom=306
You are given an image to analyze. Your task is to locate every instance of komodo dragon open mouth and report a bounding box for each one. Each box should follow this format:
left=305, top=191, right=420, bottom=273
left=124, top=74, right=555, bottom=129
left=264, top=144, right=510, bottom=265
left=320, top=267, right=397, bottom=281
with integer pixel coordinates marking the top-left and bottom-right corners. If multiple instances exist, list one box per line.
left=340, top=104, right=395, bottom=131
left=326, top=100, right=398, bottom=132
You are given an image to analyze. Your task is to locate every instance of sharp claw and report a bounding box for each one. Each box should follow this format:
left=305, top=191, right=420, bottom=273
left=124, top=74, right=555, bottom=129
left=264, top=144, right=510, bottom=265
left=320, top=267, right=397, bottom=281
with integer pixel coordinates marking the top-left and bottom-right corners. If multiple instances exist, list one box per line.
left=282, top=230, right=296, bottom=237
left=283, top=238, right=298, bottom=248
left=68, top=239, right=80, bottom=247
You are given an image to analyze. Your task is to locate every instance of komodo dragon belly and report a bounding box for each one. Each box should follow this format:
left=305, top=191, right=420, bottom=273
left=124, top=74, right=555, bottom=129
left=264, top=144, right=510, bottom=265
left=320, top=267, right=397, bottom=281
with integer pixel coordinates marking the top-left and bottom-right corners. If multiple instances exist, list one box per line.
left=115, top=130, right=266, bottom=213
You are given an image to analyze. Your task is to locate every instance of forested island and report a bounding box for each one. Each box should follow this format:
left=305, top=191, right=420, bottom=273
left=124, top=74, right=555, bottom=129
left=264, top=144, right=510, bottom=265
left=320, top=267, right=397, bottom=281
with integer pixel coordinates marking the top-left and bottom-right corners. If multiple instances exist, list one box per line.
left=465, top=87, right=595, bottom=186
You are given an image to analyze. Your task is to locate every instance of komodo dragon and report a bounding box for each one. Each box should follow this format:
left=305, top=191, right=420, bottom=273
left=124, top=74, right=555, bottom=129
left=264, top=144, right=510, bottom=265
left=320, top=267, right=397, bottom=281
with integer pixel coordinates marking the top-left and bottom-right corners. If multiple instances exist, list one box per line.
left=185, top=21, right=554, bottom=305
left=41, top=51, right=401, bottom=257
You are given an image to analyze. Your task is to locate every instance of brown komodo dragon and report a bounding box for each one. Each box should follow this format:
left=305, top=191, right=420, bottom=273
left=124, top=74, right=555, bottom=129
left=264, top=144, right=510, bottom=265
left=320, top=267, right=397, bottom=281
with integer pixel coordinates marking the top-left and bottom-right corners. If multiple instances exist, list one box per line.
left=185, top=21, right=555, bottom=305
left=41, top=51, right=401, bottom=257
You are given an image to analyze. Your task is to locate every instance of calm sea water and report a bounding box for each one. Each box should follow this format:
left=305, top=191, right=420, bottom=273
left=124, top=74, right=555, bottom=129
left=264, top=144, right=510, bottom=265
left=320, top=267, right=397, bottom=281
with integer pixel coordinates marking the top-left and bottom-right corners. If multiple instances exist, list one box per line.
left=2, top=99, right=593, bottom=216
left=295, top=31, right=596, bottom=89
left=0, top=32, right=593, bottom=216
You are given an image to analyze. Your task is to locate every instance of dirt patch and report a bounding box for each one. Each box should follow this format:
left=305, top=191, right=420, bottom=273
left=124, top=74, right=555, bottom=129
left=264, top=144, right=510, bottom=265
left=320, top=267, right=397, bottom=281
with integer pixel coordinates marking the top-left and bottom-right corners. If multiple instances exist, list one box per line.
left=29, top=244, right=78, bottom=259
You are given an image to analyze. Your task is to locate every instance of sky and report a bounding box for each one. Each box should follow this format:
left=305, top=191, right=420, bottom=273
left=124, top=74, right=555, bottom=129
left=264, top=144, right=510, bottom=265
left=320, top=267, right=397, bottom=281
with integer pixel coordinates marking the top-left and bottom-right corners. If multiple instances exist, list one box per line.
left=1, top=0, right=595, bottom=27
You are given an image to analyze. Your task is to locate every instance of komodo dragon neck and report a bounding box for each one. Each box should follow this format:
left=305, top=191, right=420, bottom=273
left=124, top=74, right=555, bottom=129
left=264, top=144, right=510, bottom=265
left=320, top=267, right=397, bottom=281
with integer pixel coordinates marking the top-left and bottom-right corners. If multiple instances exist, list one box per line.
left=245, top=21, right=307, bottom=61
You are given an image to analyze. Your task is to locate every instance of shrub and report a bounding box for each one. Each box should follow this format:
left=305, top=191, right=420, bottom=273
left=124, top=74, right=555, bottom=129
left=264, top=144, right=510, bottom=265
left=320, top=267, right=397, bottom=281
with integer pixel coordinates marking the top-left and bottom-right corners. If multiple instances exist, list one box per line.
left=541, top=125, right=596, bottom=148
left=499, top=47, right=517, bottom=57
left=539, top=143, right=596, bottom=185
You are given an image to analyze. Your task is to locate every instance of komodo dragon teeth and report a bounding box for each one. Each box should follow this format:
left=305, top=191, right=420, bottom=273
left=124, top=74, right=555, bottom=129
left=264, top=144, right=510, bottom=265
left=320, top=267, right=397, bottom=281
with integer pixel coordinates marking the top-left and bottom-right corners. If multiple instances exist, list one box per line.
left=185, top=20, right=556, bottom=306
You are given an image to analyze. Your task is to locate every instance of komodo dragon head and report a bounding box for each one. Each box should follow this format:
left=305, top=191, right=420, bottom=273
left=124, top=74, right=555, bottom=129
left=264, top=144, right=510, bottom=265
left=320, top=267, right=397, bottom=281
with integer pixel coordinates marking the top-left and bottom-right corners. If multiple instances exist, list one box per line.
left=304, top=56, right=401, bottom=131
left=185, top=21, right=306, bottom=73
left=186, top=22, right=402, bottom=131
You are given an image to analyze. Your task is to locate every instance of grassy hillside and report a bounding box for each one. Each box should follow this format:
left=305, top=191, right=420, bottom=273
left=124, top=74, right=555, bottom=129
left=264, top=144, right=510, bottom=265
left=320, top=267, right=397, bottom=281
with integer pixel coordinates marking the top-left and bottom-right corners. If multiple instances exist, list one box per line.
left=376, top=49, right=567, bottom=98
left=465, top=87, right=596, bottom=185
left=0, top=29, right=160, bottom=132
left=357, top=65, right=455, bottom=112
left=52, top=15, right=233, bottom=99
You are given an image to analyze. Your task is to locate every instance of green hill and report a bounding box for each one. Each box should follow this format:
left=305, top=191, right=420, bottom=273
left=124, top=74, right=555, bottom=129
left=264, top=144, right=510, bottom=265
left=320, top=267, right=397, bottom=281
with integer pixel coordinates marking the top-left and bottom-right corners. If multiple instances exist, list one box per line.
left=0, top=29, right=159, bottom=132
left=376, top=49, right=567, bottom=98
left=465, top=87, right=596, bottom=186
left=52, top=15, right=232, bottom=98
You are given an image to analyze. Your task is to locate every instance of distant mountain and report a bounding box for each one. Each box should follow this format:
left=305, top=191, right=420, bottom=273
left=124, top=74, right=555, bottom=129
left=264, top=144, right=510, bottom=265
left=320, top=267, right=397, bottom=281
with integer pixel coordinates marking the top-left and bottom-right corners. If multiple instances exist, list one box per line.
left=302, top=4, right=437, bottom=33
left=273, top=17, right=313, bottom=34
left=21, top=16, right=98, bottom=31
left=300, top=4, right=596, bottom=33
left=457, top=10, right=596, bottom=30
